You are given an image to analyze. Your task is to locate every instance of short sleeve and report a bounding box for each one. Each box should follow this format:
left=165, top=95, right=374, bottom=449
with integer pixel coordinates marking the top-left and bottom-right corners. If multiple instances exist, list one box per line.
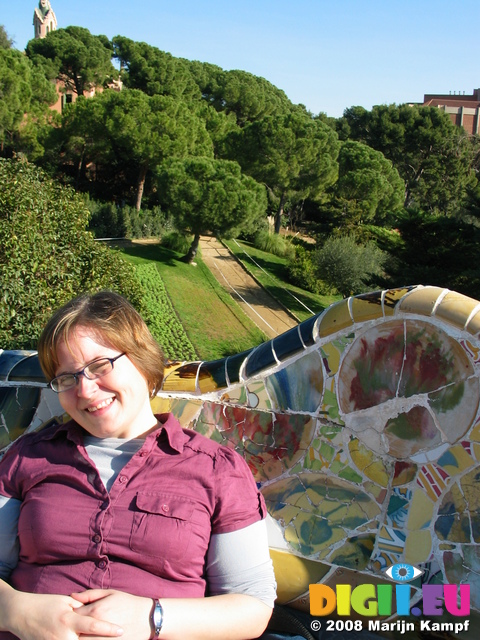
left=211, top=447, right=266, bottom=534
left=0, top=439, right=24, bottom=500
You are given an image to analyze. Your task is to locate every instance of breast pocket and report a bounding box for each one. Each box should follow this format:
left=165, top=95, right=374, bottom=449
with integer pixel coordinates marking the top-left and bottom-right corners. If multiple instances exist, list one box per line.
left=129, top=492, right=195, bottom=562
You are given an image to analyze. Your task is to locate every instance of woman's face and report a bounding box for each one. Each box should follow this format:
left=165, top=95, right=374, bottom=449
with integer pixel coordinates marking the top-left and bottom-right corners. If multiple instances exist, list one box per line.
left=54, top=327, right=157, bottom=439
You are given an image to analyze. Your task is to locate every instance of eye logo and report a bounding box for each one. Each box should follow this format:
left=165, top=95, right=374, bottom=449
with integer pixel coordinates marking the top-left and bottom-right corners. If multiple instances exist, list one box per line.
left=385, top=563, right=424, bottom=583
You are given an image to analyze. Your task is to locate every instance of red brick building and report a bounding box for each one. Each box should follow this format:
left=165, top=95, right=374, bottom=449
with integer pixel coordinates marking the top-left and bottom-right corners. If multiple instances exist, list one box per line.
left=422, top=89, right=480, bottom=135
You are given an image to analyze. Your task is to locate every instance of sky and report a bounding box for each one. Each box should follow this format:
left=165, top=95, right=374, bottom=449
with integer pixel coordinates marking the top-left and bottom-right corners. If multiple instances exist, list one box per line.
left=3, top=0, right=479, bottom=118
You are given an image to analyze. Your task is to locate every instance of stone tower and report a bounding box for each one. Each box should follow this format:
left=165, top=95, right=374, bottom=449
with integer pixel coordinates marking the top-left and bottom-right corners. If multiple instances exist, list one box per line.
left=33, top=0, right=57, bottom=39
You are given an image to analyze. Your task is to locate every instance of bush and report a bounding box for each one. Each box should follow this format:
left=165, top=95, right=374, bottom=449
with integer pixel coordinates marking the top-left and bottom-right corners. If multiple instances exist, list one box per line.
left=86, top=199, right=169, bottom=240
left=286, top=246, right=321, bottom=293
left=160, top=231, right=193, bottom=254
left=87, top=199, right=127, bottom=238
left=315, top=235, right=386, bottom=298
left=253, top=229, right=295, bottom=258
left=0, top=158, right=142, bottom=349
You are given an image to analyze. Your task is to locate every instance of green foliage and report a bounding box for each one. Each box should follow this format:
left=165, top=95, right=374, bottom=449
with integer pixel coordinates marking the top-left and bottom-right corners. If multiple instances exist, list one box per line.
left=0, top=159, right=141, bottom=349
left=160, top=231, right=193, bottom=254
left=86, top=199, right=127, bottom=238
left=26, top=26, right=118, bottom=96
left=387, top=209, right=480, bottom=299
left=253, top=230, right=295, bottom=259
left=0, top=25, right=13, bottom=49
left=286, top=245, right=321, bottom=294
left=134, top=263, right=196, bottom=361
left=315, top=235, right=386, bottom=298
left=0, top=48, right=32, bottom=146
left=58, top=88, right=213, bottom=209
left=339, top=104, right=479, bottom=215
left=86, top=199, right=171, bottom=239
left=158, top=157, right=267, bottom=260
left=227, top=111, right=340, bottom=232
left=332, top=140, right=405, bottom=226
left=113, top=36, right=200, bottom=101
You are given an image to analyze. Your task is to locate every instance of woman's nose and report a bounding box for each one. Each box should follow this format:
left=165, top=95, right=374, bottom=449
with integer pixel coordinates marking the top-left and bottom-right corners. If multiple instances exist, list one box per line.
left=75, top=373, right=99, bottom=396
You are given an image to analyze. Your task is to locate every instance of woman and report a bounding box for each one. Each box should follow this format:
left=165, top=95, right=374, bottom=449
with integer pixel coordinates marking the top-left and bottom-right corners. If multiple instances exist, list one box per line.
left=0, top=291, right=277, bottom=640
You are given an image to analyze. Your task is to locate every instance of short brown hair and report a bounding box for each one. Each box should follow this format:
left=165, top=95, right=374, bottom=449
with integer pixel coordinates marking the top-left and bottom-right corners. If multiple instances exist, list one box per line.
left=38, top=291, right=165, bottom=395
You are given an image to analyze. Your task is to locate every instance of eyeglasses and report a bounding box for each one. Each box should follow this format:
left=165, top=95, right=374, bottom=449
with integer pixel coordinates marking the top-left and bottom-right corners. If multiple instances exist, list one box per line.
left=49, top=353, right=126, bottom=393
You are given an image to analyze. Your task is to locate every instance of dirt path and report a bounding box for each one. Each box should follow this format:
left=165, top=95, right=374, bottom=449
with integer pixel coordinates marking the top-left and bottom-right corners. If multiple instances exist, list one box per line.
left=199, top=236, right=299, bottom=339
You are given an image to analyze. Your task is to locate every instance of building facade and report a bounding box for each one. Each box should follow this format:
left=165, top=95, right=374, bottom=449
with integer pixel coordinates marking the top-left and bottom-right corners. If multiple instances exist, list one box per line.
left=422, top=89, right=480, bottom=135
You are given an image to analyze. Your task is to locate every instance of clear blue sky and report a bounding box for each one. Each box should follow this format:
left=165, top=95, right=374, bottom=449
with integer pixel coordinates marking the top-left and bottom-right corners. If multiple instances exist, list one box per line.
left=3, top=0, right=479, bottom=118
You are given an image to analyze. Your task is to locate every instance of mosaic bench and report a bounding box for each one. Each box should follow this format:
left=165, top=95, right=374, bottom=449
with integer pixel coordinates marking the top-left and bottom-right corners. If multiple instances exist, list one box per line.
left=1, top=285, right=479, bottom=631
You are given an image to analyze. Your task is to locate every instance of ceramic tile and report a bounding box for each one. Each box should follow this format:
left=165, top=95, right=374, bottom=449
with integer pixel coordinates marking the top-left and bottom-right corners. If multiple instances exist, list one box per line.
left=398, top=285, right=446, bottom=316
left=244, top=342, right=277, bottom=379
left=434, top=291, right=480, bottom=330
left=162, top=362, right=200, bottom=392
left=317, top=299, right=353, bottom=338
left=265, top=351, right=323, bottom=413
left=407, top=489, right=434, bottom=530
left=348, top=438, right=390, bottom=487
left=272, top=326, right=306, bottom=361
left=197, top=359, right=227, bottom=393
left=404, top=530, right=432, bottom=564
left=350, top=294, right=384, bottom=324
left=225, top=348, right=254, bottom=384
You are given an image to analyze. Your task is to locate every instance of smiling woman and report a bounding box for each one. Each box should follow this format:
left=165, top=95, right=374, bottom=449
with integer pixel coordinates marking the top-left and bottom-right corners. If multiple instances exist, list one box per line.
left=0, top=291, right=277, bottom=640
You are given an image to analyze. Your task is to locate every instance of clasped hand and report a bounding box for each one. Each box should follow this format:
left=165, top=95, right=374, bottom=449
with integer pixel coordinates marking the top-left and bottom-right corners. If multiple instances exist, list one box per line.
left=8, top=589, right=151, bottom=640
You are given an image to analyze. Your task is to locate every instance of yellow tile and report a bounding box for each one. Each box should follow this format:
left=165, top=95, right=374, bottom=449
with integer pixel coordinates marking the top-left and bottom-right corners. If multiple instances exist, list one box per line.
left=434, top=291, right=480, bottom=331
left=438, top=444, right=475, bottom=475
left=470, top=420, right=480, bottom=442
left=269, top=549, right=330, bottom=605
left=473, top=443, right=480, bottom=461
left=382, top=288, right=413, bottom=316
left=407, top=490, right=434, bottom=531
left=465, top=309, right=480, bottom=335
left=404, top=530, right=432, bottom=564
left=349, top=438, right=390, bottom=487
left=351, top=297, right=385, bottom=323
left=275, top=504, right=300, bottom=526
left=151, top=397, right=202, bottom=428
left=318, top=300, right=353, bottom=338
left=398, top=286, right=446, bottom=317
left=162, top=362, right=199, bottom=392
left=321, top=341, right=342, bottom=377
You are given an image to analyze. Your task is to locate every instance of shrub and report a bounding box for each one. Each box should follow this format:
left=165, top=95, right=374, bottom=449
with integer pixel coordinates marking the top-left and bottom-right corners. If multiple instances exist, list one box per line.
left=0, top=158, right=141, bottom=349
left=160, top=231, right=193, bottom=254
left=86, top=198, right=170, bottom=240
left=315, top=235, right=386, bottom=298
left=253, top=230, right=295, bottom=258
left=286, top=246, right=321, bottom=293
left=87, top=199, right=127, bottom=239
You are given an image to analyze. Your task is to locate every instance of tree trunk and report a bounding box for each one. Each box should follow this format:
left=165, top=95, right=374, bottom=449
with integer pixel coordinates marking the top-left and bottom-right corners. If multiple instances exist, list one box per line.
left=182, top=232, right=200, bottom=264
left=135, top=161, right=149, bottom=212
left=274, top=192, right=286, bottom=234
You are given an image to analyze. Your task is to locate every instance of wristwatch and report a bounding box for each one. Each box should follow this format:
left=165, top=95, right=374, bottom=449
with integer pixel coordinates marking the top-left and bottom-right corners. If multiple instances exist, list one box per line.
left=151, top=599, right=163, bottom=639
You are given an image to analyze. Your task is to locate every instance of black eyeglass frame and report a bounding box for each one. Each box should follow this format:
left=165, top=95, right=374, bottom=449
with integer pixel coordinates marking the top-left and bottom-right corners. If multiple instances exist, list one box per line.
left=49, top=353, right=126, bottom=393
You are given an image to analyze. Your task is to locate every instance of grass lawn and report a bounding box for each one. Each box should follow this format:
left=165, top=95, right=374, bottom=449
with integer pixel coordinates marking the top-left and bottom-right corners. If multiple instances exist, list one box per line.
left=223, top=238, right=339, bottom=322
left=118, top=242, right=267, bottom=361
